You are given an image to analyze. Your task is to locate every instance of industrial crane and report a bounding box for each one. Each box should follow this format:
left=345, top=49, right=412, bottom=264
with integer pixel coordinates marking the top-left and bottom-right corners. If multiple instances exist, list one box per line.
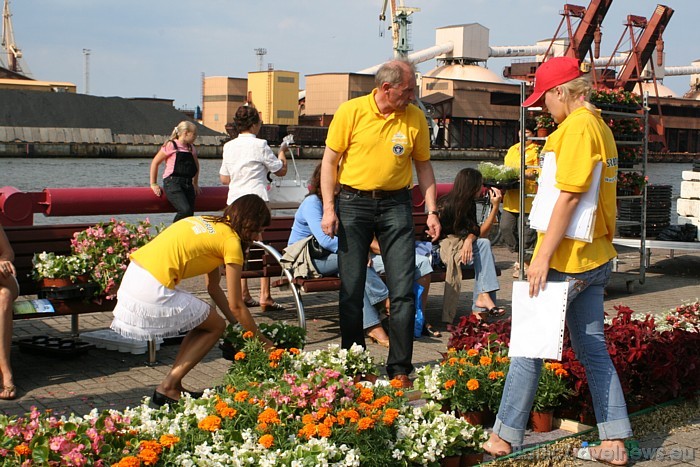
left=379, top=0, right=420, bottom=58
left=1, top=0, right=25, bottom=74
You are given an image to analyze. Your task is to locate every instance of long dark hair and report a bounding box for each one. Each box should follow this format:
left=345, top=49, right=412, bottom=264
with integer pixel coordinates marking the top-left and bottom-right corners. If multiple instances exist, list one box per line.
left=205, top=194, right=271, bottom=245
left=438, top=168, right=483, bottom=235
left=306, top=163, right=323, bottom=200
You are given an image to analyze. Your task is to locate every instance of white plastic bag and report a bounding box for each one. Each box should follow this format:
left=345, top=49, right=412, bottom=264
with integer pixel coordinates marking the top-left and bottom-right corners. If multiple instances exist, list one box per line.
left=267, top=135, right=308, bottom=209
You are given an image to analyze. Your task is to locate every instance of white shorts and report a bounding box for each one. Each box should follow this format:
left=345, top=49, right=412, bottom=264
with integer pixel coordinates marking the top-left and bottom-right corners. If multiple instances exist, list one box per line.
left=110, top=262, right=211, bottom=341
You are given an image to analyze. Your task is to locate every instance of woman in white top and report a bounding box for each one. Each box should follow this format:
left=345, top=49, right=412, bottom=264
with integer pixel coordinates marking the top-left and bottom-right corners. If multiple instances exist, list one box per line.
left=220, top=105, right=288, bottom=311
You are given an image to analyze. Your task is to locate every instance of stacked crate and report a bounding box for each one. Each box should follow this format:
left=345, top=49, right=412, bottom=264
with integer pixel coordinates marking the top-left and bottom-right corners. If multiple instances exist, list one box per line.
left=677, top=166, right=700, bottom=241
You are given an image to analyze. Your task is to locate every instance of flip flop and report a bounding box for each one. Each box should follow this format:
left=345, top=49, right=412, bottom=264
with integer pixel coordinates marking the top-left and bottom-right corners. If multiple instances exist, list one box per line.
left=243, top=298, right=260, bottom=307
left=0, top=385, right=16, bottom=400
left=422, top=324, right=442, bottom=338
left=487, top=306, right=507, bottom=317
left=261, top=301, right=285, bottom=312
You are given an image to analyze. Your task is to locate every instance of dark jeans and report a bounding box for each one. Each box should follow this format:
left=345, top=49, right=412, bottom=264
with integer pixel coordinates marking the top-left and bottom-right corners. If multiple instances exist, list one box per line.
left=500, top=210, right=537, bottom=263
left=164, top=176, right=196, bottom=222
left=336, top=188, right=415, bottom=377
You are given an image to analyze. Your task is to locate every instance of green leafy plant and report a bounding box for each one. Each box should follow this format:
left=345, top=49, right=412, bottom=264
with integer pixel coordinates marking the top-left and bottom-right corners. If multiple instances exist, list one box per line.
left=532, top=361, right=575, bottom=412
left=222, top=322, right=306, bottom=351
left=535, top=113, right=556, bottom=131
left=31, top=252, right=90, bottom=282
left=477, top=162, right=520, bottom=183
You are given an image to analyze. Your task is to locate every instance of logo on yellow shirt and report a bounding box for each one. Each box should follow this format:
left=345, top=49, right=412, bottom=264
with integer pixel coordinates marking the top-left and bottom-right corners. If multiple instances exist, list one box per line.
left=391, top=131, right=408, bottom=156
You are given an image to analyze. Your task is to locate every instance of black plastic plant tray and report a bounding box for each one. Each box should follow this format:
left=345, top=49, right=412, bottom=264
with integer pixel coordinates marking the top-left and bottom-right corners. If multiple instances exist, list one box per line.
left=38, top=283, right=100, bottom=300
left=18, top=336, right=95, bottom=357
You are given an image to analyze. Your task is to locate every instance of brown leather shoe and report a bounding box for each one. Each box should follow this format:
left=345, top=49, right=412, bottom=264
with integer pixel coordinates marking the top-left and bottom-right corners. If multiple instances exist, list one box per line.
left=393, top=374, right=413, bottom=389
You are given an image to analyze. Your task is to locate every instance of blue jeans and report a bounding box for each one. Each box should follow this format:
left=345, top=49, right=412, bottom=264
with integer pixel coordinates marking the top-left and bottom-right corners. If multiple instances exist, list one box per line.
left=312, top=253, right=388, bottom=330
left=464, top=238, right=500, bottom=312
left=163, top=176, right=196, bottom=222
left=493, top=262, right=632, bottom=446
left=337, top=188, right=415, bottom=377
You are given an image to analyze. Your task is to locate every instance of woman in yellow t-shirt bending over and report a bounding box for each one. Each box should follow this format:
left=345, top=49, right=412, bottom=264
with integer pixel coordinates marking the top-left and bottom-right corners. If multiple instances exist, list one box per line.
left=111, top=194, right=274, bottom=407
left=484, top=57, right=631, bottom=466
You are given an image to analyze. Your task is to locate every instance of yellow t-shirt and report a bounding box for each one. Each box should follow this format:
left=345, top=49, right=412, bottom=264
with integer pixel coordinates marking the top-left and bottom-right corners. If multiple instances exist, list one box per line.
left=130, top=216, right=244, bottom=289
left=502, top=141, right=541, bottom=213
left=532, top=106, right=618, bottom=274
left=325, top=89, right=430, bottom=191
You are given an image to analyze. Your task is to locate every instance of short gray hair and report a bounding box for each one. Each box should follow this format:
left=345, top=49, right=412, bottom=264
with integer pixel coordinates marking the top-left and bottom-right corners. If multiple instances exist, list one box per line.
left=375, top=59, right=416, bottom=88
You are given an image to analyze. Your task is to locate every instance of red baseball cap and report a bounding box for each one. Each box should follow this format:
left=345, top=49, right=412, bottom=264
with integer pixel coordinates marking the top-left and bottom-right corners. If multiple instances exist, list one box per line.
left=522, top=57, right=585, bottom=108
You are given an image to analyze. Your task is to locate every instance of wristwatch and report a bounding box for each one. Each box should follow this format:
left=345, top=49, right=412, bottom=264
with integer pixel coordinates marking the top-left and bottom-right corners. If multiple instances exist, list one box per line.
left=427, top=210, right=439, bottom=216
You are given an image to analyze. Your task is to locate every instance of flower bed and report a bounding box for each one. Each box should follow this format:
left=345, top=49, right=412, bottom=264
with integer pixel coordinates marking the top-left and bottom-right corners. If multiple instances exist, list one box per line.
left=0, top=340, right=486, bottom=466
left=447, top=301, right=700, bottom=423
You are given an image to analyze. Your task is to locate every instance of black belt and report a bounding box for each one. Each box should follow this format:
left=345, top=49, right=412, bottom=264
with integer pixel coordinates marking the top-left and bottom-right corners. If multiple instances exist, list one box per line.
left=340, top=184, right=408, bottom=199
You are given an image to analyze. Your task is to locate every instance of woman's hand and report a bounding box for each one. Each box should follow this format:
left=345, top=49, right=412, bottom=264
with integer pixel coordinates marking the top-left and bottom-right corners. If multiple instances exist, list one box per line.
left=489, top=188, right=503, bottom=208
left=193, top=182, right=202, bottom=195
left=459, top=237, right=474, bottom=265
left=527, top=255, right=550, bottom=297
left=150, top=183, right=162, bottom=197
left=0, top=259, right=15, bottom=278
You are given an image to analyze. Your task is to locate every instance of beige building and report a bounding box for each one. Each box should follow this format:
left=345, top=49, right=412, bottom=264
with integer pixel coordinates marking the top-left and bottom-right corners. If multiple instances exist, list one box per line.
left=0, top=78, right=76, bottom=93
left=202, top=76, right=248, bottom=133
left=304, top=73, right=375, bottom=116
left=247, top=70, right=299, bottom=125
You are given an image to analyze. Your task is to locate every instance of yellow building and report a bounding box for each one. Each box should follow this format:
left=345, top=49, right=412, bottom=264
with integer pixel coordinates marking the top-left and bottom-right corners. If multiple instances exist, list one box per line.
left=247, top=69, right=299, bottom=125
left=202, top=76, right=248, bottom=133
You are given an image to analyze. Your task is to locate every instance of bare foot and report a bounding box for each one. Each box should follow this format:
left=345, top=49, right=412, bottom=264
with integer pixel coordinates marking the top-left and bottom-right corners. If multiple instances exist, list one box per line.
left=474, top=293, right=496, bottom=311
left=483, top=432, right=512, bottom=457
left=366, top=324, right=390, bottom=348
left=576, top=440, right=628, bottom=466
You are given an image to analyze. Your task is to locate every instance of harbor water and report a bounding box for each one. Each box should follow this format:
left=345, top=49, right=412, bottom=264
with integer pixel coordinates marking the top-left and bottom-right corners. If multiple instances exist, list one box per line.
left=2, top=157, right=694, bottom=226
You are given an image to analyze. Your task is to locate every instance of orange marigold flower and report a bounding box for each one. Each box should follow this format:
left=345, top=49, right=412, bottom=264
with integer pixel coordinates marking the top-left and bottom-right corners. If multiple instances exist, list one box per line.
left=269, top=349, right=285, bottom=361
left=444, top=379, right=456, bottom=390
left=447, top=357, right=458, bottom=366
left=137, top=449, right=159, bottom=466
left=357, top=417, right=375, bottom=431
left=14, top=444, right=31, bottom=456
left=139, top=441, right=163, bottom=455
left=114, top=456, right=141, bottom=467
left=219, top=406, right=238, bottom=418
left=302, top=413, right=315, bottom=425
left=288, top=347, right=300, bottom=355
left=357, top=387, right=374, bottom=403
left=234, top=351, right=246, bottom=361
left=234, top=390, right=249, bottom=402
left=159, top=434, right=180, bottom=448
left=389, top=378, right=404, bottom=388
left=480, top=356, right=492, bottom=366
left=550, top=362, right=564, bottom=370
left=467, top=379, right=480, bottom=391
left=242, top=331, right=254, bottom=339
left=298, top=423, right=318, bottom=439
left=317, top=423, right=332, bottom=438
left=198, top=415, right=222, bottom=432
left=372, top=395, right=391, bottom=409
left=395, top=390, right=404, bottom=397
left=225, top=385, right=236, bottom=393
left=323, top=414, right=337, bottom=427
left=488, top=371, right=505, bottom=380
left=382, top=408, right=400, bottom=425
left=555, top=368, right=569, bottom=378
left=316, top=407, right=329, bottom=420
left=467, top=349, right=479, bottom=357
left=259, top=434, right=274, bottom=449
left=258, top=408, right=281, bottom=425
left=496, top=356, right=510, bottom=364
left=269, top=362, right=279, bottom=368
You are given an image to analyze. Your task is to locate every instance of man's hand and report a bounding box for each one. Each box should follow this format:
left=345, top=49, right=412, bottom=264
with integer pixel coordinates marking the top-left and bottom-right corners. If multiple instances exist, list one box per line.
left=425, top=214, right=441, bottom=241
left=321, top=210, right=339, bottom=238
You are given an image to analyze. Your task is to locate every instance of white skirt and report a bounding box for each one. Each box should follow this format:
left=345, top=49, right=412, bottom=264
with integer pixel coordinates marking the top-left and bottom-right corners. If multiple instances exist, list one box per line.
left=110, top=262, right=211, bottom=341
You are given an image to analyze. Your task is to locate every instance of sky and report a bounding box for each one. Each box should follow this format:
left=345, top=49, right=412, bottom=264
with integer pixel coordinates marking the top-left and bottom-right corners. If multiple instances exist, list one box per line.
left=8, top=0, right=699, bottom=110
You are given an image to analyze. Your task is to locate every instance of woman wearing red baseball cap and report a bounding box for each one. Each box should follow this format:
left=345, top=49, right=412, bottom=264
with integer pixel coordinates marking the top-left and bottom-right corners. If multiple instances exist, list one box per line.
left=483, top=57, right=631, bottom=465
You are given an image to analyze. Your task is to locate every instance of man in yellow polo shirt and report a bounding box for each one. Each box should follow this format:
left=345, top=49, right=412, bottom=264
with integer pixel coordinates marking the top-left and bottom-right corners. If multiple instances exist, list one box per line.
left=320, top=59, right=441, bottom=388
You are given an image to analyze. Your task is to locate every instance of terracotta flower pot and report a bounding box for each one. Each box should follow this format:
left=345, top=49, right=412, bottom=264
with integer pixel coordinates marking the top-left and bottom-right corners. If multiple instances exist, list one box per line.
left=537, top=128, right=550, bottom=138
left=530, top=410, right=554, bottom=432
left=459, top=410, right=485, bottom=426
left=461, top=452, right=484, bottom=466
left=353, top=373, right=378, bottom=384
left=40, top=277, right=74, bottom=288
left=440, top=455, right=462, bottom=467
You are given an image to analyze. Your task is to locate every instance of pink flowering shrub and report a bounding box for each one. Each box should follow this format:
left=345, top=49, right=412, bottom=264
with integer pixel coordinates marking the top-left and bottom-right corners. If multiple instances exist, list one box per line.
left=71, top=218, right=161, bottom=299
